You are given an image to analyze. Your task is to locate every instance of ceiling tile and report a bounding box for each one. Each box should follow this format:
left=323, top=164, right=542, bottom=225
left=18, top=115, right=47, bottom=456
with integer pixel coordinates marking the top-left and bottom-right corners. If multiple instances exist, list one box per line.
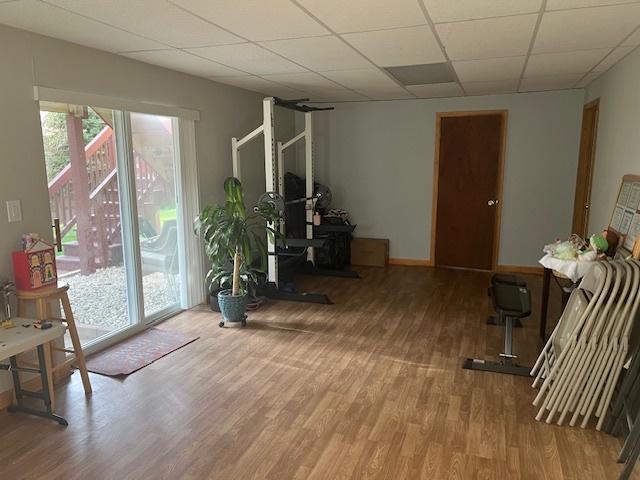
left=296, top=0, right=426, bottom=33
left=209, top=75, right=304, bottom=97
left=576, top=72, right=603, bottom=88
left=170, top=0, right=328, bottom=41
left=547, top=0, right=640, bottom=10
left=353, top=89, right=415, bottom=100
left=123, top=49, right=244, bottom=77
left=424, top=0, right=542, bottom=23
left=0, top=0, right=164, bottom=52
left=436, top=15, right=538, bottom=60
left=187, top=44, right=306, bottom=75
left=623, top=28, right=640, bottom=46
left=406, top=82, right=463, bottom=98
left=525, top=49, right=610, bottom=76
left=519, top=75, right=582, bottom=92
left=260, top=36, right=370, bottom=71
left=320, top=69, right=413, bottom=98
left=453, top=56, right=526, bottom=83
left=342, top=26, right=445, bottom=67
left=594, top=46, right=635, bottom=72
left=311, top=90, right=369, bottom=102
left=320, top=68, right=401, bottom=90
left=48, top=0, right=241, bottom=48
left=534, top=4, right=640, bottom=54
left=261, top=72, right=345, bottom=92
left=463, top=79, right=519, bottom=95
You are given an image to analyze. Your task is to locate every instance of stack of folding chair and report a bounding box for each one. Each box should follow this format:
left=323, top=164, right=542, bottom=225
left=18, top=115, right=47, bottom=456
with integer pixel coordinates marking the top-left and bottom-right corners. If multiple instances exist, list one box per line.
left=531, top=259, right=640, bottom=430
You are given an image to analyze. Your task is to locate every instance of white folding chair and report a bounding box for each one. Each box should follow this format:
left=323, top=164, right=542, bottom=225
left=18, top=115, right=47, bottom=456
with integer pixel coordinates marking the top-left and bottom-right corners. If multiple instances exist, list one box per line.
left=533, top=262, right=612, bottom=420
left=531, top=262, right=605, bottom=388
left=574, top=261, right=636, bottom=427
left=554, top=262, right=625, bottom=425
left=596, top=259, right=640, bottom=430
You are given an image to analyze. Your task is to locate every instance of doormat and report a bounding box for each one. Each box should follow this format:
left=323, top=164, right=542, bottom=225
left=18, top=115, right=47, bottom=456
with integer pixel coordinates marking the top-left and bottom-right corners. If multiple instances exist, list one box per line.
left=82, top=328, right=199, bottom=377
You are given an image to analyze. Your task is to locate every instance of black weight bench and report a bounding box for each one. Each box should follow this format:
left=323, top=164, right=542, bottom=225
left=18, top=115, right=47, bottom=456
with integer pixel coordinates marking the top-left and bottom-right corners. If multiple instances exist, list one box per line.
left=464, top=278, right=532, bottom=377
left=487, top=274, right=527, bottom=327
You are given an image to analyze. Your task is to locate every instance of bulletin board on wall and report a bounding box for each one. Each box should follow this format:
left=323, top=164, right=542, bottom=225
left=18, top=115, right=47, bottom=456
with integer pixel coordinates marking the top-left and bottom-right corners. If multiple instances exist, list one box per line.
left=609, top=174, right=640, bottom=258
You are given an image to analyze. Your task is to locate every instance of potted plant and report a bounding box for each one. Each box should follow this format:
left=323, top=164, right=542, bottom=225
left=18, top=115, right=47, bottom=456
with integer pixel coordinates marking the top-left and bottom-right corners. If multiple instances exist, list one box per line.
left=195, top=177, right=282, bottom=327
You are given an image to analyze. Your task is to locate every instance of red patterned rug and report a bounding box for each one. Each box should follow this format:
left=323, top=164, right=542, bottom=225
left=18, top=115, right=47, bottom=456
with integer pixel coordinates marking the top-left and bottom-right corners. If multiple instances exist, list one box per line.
left=83, top=328, right=199, bottom=377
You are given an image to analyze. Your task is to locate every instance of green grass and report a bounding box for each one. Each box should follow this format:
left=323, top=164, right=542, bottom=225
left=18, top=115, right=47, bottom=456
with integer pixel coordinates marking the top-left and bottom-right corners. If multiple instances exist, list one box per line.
left=62, top=227, right=77, bottom=244
left=56, top=207, right=176, bottom=256
left=158, top=207, right=177, bottom=227
left=56, top=226, right=77, bottom=256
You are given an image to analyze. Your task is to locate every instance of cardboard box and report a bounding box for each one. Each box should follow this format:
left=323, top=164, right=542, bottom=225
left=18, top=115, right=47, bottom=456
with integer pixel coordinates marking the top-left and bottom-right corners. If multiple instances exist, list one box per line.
left=351, top=238, right=389, bottom=267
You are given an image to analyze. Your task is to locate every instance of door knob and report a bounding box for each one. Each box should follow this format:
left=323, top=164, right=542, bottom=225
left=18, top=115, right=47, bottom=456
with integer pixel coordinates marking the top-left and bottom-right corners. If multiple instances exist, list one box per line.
left=52, top=218, right=62, bottom=252
left=487, top=200, right=496, bottom=206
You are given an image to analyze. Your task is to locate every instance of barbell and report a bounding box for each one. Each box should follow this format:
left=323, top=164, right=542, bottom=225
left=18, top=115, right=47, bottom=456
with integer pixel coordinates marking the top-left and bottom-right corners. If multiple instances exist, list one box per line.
left=257, top=185, right=332, bottom=216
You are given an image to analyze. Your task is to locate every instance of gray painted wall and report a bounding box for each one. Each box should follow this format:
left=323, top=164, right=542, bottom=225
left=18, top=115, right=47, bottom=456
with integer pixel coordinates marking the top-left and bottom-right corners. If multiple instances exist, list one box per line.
left=310, top=91, right=585, bottom=266
left=585, top=47, right=640, bottom=235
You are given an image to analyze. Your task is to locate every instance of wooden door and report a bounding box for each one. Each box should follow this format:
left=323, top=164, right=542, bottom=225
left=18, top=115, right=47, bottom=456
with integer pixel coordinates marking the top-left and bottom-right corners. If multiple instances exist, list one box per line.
left=433, top=112, right=506, bottom=270
left=572, top=100, right=599, bottom=237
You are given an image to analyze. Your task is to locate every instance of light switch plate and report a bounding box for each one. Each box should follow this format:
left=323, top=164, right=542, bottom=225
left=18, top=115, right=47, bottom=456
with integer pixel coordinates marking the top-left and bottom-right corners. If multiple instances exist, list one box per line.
left=6, top=200, right=22, bottom=223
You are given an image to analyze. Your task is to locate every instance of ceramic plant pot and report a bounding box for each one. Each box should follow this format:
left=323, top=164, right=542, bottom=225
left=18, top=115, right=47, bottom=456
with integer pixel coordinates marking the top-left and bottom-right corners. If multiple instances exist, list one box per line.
left=217, top=289, right=248, bottom=327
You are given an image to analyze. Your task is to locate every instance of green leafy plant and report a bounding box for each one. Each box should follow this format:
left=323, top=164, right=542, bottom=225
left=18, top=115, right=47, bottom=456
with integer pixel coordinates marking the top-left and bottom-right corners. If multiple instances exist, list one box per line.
left=194, top=177, right=282, bottom=297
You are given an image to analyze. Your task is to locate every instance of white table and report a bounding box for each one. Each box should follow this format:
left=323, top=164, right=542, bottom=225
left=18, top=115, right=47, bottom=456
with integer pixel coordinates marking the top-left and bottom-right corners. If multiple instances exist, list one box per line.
left=0, top=318, right=67, bottom=425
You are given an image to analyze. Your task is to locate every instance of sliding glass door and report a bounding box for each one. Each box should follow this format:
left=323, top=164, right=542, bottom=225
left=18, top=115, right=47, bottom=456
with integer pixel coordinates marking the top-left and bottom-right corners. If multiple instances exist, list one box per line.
left=39, top=104, right=184, bottom=351
left=130, top=112, right=182, bottom=321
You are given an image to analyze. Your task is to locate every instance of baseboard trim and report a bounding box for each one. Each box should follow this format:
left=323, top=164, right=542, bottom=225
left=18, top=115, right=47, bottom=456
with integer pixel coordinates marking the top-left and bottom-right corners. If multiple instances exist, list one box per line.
left=495, top=265, right=544, bottom=275
left=388, top=258, right=433, bottom=267
left=384, top=258, right=541, bottom=274
left=0, top=364, right=71, bottom=411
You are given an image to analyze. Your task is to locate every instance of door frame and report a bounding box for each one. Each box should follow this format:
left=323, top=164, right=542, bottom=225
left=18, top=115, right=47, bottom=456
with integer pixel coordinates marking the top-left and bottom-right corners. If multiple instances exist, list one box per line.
left=430, top=109, right=508, bottom=270
left=571, top=98, right=600, bottom=237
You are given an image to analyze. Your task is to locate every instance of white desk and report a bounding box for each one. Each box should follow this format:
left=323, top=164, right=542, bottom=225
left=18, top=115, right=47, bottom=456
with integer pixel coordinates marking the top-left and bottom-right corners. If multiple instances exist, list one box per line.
left=0, top=318, right=67, bottom=425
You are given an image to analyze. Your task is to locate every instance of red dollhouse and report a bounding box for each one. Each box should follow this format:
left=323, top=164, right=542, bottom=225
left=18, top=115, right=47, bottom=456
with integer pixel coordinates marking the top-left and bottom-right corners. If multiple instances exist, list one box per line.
left=12, top=239, right=58, bottom=291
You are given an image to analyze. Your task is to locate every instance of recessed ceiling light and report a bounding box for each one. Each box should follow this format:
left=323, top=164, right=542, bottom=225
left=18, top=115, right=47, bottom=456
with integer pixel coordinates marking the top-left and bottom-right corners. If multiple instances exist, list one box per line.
left=384, top=63, right=456, bottom=86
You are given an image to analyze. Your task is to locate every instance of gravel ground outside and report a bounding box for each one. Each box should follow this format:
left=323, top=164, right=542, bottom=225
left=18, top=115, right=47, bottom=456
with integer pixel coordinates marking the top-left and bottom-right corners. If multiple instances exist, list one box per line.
left=65, top=266, right=179, bottom=331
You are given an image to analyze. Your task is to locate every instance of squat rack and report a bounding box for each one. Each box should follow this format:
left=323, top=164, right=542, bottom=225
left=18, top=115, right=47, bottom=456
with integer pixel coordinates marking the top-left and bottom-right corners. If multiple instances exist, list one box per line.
left=231, top=97, right=333, bottom=292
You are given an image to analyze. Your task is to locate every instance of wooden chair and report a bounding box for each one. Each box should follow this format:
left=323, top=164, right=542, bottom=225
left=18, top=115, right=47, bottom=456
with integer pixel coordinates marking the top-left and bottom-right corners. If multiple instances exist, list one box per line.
left=16, top=283, right=92, bottom=409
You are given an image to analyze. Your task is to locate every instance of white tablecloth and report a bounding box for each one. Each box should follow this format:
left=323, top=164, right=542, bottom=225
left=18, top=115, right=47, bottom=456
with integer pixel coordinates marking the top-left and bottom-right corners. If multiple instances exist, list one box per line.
left=538, top=253, right=597, bottom=283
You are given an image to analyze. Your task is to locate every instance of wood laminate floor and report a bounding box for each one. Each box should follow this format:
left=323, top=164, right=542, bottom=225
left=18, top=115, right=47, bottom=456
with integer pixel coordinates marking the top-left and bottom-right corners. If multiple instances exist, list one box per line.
left=0, top=266, right=635, bottom=479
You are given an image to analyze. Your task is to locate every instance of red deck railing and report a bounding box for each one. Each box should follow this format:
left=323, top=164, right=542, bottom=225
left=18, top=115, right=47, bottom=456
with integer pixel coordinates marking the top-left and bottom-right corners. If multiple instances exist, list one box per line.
left=48, top=123, right=164, bottom=273
left=48, top=126, right=116, bottom=238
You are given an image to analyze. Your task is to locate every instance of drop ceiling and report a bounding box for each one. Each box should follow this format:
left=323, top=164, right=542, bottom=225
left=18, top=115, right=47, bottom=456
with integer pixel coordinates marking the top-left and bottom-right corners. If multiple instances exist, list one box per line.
left=1, top=0, right=640, bottom=102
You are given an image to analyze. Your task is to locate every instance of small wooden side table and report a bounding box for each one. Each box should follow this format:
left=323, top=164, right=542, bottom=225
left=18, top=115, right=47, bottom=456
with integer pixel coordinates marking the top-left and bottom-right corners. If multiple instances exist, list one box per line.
left=539, top=268, right=579, bottom=341
left=16, top=283, right=92, bottom=409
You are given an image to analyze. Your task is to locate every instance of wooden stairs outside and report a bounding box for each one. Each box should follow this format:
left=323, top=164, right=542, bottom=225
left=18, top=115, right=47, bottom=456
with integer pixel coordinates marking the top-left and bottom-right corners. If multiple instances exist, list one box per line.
left=48, top=119, right=167, bottom=275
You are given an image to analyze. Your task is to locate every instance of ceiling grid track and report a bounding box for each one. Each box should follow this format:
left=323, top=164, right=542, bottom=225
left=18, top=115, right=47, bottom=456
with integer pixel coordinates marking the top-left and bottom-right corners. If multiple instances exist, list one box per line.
left=416, top=0, right=466, bottom=95
left=40, top=0, right=260, bottom=77
left=2, top=0, right=640, bottom=100
left=574, top=24, right=640, bottom=88
left=288, top=0, right=418, bottom=99
left=516, top=0, right=547, bottom=93
left=168, top=0, right=369, bottom=100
